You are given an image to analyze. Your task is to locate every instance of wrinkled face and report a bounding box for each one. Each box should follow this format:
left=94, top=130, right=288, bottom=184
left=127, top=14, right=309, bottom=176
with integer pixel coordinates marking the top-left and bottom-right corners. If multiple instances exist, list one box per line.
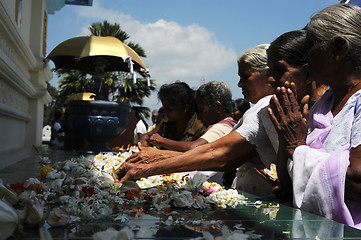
left=306, top=36, right=333, bottom=86
left=196, top=102, right=219, bottom=127
left=237, top=61, right=272, bottom=104
left=161, top=100, right=187, bottom=122
left=267, top=55, right=308, bottom=102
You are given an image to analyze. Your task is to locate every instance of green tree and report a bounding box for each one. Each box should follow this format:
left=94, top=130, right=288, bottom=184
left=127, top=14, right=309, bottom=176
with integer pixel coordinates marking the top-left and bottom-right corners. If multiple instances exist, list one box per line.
left=54, top=20, right=156, bottom=119
left=43, top=82, right=59, bottom=126
left=116, top=75, right=156, bottom=118
left=56, top=69, right=91, bottom=105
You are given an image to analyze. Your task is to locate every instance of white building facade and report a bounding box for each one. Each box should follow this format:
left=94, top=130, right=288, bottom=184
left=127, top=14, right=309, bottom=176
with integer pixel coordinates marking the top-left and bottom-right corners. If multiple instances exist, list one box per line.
left=0, top=0, right=92, bottom=169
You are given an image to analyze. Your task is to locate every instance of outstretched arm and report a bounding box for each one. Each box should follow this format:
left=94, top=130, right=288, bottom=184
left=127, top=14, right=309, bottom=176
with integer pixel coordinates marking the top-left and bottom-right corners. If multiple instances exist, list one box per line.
left=126, top=146, right=182, bottom=164
left=116, top=131, right=254, bottom=182
left=148, top=133, right=208, bottom=152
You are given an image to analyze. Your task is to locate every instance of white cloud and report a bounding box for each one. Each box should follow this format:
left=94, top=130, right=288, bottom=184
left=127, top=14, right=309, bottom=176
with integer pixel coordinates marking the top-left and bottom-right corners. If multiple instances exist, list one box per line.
left=130, top=20, right=237, bottom=84
left=76, top=0, right=237, bottom=110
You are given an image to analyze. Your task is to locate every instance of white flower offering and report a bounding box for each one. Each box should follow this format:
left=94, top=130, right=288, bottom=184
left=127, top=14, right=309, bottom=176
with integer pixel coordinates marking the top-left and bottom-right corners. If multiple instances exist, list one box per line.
left=0, top=147, right=262, bottom=239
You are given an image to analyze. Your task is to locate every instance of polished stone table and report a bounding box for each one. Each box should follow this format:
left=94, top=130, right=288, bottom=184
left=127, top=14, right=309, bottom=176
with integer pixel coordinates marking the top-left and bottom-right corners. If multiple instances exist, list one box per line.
left=1, top=148, right=360, bottom=239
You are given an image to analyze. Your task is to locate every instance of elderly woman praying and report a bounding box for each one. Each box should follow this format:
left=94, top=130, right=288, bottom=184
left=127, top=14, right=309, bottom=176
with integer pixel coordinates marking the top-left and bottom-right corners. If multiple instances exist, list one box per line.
left=268, top=3, right=361, bottom=228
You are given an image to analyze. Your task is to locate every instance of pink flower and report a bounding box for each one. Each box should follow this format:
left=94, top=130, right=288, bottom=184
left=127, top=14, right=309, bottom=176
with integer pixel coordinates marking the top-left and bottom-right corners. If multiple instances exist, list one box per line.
left=203, top=188, right=216, bottom=196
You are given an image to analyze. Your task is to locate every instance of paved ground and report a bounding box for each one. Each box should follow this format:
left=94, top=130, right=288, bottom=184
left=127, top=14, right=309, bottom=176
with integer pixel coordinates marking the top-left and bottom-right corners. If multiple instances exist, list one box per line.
left=0, top=152, right=43, bottom=185
left=0, top=147, right=77, bottom=185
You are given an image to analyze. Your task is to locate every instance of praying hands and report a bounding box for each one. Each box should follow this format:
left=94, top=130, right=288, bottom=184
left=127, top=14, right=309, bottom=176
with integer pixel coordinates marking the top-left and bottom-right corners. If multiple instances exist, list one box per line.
left=268, top=85, right=308, bottom=158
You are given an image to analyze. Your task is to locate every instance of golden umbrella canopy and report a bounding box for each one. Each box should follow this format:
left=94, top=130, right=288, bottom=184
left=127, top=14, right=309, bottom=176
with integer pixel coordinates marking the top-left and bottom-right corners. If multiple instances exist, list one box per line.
left=47, top=36, right=148, bottom=75
left=64, top=92, right=96, bottom=104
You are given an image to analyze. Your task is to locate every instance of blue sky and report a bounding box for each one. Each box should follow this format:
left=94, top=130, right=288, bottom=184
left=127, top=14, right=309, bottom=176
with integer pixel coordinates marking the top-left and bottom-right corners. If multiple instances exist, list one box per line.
left=47, top=0, right=338, bottom=122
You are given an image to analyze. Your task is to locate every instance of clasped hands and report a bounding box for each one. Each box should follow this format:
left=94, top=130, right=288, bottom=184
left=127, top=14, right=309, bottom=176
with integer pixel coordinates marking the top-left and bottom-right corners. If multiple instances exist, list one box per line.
left=268, top=81, right=309, bottom=158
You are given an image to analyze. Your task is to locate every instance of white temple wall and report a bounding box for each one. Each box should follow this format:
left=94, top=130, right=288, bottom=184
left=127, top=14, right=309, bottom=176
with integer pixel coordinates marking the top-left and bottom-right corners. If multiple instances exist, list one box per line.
left=0, top=0, right=52, bottom=169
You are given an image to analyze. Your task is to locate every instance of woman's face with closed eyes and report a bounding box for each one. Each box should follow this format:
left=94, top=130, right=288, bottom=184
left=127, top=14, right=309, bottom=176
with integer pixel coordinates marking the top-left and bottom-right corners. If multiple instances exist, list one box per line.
left=237, top=61, right=273, bottom=104
left=267, top=55, right=308, bottom=102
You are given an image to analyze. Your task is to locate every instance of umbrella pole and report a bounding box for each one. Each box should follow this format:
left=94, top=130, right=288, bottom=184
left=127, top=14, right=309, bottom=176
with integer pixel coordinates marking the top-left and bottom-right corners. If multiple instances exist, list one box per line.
left=93, top=58, right=106, bottom=100
left=98, top=80, right=103, bottom=96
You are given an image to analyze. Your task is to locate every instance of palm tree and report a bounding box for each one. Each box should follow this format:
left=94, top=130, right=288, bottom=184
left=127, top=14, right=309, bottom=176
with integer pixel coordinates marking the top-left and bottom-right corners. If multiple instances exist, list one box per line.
left=43, top=82, right=59, bottom=126
left=55, top=20, right=156, bottom=118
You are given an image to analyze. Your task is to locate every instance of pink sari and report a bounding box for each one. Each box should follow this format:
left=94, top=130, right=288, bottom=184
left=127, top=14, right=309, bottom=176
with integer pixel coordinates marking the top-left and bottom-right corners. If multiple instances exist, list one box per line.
left=291, top=90, right=361, bottom=229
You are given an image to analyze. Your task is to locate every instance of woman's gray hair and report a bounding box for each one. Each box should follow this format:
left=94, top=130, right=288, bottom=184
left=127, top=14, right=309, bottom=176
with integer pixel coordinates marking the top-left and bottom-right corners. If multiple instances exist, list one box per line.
left=307, top=4, right=361, bottom=70
left=237, top=44, right=270, bottom=73
left=195, top=81, right=233, bottom=115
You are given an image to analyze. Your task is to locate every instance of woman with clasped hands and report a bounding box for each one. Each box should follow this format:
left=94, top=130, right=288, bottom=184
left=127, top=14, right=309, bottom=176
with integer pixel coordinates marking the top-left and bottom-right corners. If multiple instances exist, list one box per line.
left=268, top=3, right=361, bottom=228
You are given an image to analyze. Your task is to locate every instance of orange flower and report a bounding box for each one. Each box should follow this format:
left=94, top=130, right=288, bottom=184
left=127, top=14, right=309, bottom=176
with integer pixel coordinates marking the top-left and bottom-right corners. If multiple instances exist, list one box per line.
left=161, top=195, right=167, bottom=201
left=28, top=183, right=43, bottom=193
left=125, top=189, right=142, bottom=200
left=208, top=225, right=217, bottom=232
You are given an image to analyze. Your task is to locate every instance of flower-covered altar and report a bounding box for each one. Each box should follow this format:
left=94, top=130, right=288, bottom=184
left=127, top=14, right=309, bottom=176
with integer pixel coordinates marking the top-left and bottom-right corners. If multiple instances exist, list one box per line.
left=0, top=148, right=360, bottom=240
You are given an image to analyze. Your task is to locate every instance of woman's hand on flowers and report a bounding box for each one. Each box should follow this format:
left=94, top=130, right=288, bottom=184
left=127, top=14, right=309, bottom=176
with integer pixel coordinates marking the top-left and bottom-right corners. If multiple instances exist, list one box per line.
left=148, top=133, right=165, bottom=148
left=126, top=147, right=180, bottom=164
left=268, top=85, right=308, bottom=157
left=126, top=147, right=158, bottom=164
left=115, top=162, right=145, bottom=183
